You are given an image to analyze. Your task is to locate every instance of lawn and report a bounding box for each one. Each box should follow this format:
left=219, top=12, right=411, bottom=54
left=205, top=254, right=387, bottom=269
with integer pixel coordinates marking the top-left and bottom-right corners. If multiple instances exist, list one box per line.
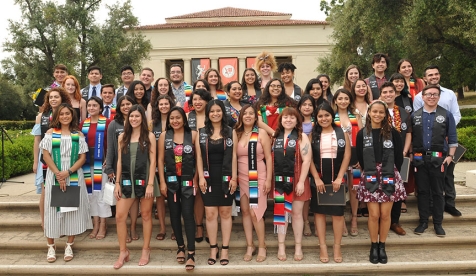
left=459, top=92, right=476, bottom=106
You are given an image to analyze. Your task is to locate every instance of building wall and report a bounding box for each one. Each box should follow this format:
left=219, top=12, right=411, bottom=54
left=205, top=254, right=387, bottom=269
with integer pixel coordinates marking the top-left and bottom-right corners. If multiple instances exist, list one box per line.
left=140, top=24, right=334, bottom=89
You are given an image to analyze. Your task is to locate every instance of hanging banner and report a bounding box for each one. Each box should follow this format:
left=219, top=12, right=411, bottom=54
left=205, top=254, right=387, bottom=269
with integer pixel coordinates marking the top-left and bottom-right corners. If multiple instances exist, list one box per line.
left=191, top=58, right=210, bottom=83
left=246, top=57, right=256, bottom=70
left=219, top=58, right=238, bottom=83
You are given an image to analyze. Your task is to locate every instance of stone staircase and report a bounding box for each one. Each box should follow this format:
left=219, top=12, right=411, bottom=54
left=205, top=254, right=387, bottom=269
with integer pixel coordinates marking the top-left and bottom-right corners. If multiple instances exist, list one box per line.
left=1, top=190, right=476, bottom=275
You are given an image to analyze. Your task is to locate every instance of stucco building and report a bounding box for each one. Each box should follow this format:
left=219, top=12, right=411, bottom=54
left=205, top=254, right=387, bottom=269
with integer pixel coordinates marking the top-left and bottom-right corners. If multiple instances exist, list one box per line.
left=138, top=7, right=333, bottom=88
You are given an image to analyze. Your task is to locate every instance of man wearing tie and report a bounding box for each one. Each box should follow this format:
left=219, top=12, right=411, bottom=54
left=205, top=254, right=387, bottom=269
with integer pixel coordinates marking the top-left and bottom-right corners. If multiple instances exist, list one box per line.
left=81, top=66, right=103, bottom=101
left=101, top=84, right=116, bottom=119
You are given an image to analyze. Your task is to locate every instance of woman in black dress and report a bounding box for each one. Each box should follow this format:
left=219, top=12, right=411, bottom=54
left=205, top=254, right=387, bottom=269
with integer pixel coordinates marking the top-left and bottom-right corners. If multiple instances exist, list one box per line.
left=197, top=100, right=237, bottom=266
left=309, top=103, right=351, bottom=263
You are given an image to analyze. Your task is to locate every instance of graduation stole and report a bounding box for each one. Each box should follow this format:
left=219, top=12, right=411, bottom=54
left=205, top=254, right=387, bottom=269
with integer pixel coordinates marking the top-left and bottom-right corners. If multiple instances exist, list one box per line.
left=216, top=89, right=227, bottom=101
left=334, top=111, right=359, bottom=146
left=81, top=116, right=106, bottom=193
left=259, top=104, right=285, bottom=125
left=391, top=106, right=402, bottom=132
left=409, top=78, right=417, bottom=100
left=108, top=105, right=116, bottom=119
left=199, top=127, right=233, bottom=197
left=41, top=110, right=53, bottom=172
left=247, top=126, right=260, bottom=208
left=273, top=129, right=298, bottom=233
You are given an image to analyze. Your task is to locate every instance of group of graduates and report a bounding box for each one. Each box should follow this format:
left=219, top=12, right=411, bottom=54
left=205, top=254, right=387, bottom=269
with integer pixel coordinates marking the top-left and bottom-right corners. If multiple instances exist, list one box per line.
left=32, top=51, right=460, bottom=270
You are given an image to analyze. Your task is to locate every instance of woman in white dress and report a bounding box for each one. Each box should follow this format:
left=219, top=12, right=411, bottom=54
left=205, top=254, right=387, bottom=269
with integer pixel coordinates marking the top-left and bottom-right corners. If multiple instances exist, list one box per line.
left=40, top=103, right=92, bottom=263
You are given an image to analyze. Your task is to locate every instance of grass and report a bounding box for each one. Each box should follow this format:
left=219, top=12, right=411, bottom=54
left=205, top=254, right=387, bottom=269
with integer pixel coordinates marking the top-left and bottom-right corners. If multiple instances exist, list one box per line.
left=459, top=92, right=476, bottom=106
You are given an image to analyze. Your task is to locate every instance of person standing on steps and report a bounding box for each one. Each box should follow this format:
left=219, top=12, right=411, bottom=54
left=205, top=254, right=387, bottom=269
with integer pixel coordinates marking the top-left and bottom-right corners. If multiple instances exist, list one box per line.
left=412, top=84, right=457, bottom=237
left=413, top=66, right=462, bottom=217
left=365, top=53, right=390, bottom=101
left=139, top=67, right=154, bottom=103
left=115, top=65, right=135, bottom=105
left=81, top=66, right=103, bottom=101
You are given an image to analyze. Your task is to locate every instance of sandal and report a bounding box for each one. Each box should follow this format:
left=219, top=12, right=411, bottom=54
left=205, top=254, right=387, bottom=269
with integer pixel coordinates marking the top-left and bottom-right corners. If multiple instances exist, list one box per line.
left=185, top=251, right=195, bottom=271
left=113, top=249, right=130, bottom=269
left=303, top=220, right=312, bottom=236
left=138, top=248, right=150, bottom=266
left=156, top=232, right=166, bottom=241
left=333, top=244, right=343, bottom=263
left=350, top=215, right=359, bottom=236
left=208, top=244, right=219, bottom=265
left=126, top=232, right=132, bottom=243
left=220, top=245, right=229, bottom=265
left=64, top=242, right=74, bottom=262
left=96, top=221, right=107, bottom=240
left=243, top=244, right=256, bottom=262
left=47, top=243, right=56, bottom=263
left=294, top=243, right=303, bottom=261
left=319, top=244, right=329, bottom=263
left=357, top=208, right=362, bottom=217
left=176, top=246, right=186, bottom=264
left=89, top=228, right=98, bottom=239
left=256, top=247, right=267, bottom=262
left=195, top=224, right=204, bottom=243
left=277, top=242, right=287, bottom=261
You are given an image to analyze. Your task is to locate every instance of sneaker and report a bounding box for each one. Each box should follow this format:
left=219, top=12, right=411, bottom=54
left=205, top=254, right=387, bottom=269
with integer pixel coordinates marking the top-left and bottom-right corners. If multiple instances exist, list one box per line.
left=414, top=222, right=428, bottom=235
left=444, top=206, right=462, bottom=217
left=434, top=224, right=446, bottom=237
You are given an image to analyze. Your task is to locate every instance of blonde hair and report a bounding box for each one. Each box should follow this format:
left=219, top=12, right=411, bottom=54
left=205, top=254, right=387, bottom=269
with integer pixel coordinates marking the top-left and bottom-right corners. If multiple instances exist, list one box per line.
left=255, top=51, right=277, bottom=73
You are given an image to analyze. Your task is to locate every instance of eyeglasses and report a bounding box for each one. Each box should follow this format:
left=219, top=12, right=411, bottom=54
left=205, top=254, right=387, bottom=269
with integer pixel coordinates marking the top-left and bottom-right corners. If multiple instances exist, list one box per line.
left=424, top=93, right=439, bottom=98
left=270, top=84, right=282, bottom=89
left=121, top=72, right=133, bottom=76
left=170, top=71, right=182, bottom=75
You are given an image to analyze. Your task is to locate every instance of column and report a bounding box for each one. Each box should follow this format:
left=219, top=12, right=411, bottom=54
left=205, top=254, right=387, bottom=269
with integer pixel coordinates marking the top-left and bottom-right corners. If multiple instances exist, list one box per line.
left=183, top=58, right=191, bottom=84
left=238, top=57, right=246, bottom=81
left=211, top=58, right=218, bottom=70
left=159, top=59, right=166, bottom=78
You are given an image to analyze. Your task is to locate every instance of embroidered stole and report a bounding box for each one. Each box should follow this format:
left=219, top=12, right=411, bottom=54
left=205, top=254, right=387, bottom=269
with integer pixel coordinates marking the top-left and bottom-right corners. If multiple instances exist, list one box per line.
left=215, top=89, right=227, bottom=101
left=259, top=105, right=285, bottom=125
left=273, top=130, right=298, bottom=233
left=52, top=129, right=79, bottom=211
left=81, top=116, right=106, bottom=193
left=334, top=111, right=358, bottom=146
left=247, top=127, right=259, bottom=208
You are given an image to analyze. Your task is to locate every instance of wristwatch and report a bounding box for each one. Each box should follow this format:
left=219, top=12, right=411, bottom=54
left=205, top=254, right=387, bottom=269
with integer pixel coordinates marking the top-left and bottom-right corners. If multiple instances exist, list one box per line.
left=68, top=169, right=73, bottom=175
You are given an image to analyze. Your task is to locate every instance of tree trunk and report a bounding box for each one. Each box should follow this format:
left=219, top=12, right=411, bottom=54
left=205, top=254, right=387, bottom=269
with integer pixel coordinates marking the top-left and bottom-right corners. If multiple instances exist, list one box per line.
left=457, top=87, right=464, bottom=100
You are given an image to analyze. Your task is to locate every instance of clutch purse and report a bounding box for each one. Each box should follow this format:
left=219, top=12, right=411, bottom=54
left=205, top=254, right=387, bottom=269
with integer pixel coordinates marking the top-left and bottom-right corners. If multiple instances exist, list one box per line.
left=50, top=186, right=80, bottom=207
left=317, top=184, right=346, bottom=206
left=400, top=157, right=411, bottom=182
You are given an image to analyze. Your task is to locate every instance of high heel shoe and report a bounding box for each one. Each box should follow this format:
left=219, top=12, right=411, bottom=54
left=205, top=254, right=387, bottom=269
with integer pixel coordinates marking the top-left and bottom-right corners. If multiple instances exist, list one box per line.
left=243, top=244, right=256, bottom=262
left=220, top=245, right=229, bottom=265
left=319, top=244, right=329, bottom=263
left=185, top=251, right=195, bottom=271
left=256, top=247, right=267, bottom=262
left=350, top=215, right=359, bottom=236
left=333, top=244, right=343, bottom=263
left=277, top=242, right=287, bottom=261
left=176, top=246, right=186, bottom=264
left=138, top=248, right=150, bottom=266
left=208, top=244, right=219, bottom=265
left=64, top=242, right=74, bottom=262
left=195, top=224, right=204, bottom=243
left=113, top=249, right=130, bottom=269
left=294, top=242, right=303, bottom=261
left=46, top=243, right=56, bottom=263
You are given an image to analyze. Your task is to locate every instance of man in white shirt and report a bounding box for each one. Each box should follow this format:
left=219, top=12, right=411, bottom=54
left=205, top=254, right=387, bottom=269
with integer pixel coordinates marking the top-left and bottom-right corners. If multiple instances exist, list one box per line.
left=101, top=84, right=116, bottom=119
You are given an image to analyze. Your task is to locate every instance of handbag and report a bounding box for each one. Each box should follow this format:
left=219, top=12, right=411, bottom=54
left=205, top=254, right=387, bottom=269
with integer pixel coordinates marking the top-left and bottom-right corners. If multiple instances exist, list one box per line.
left=102, top=178, right=117, bottom=206
left=317, top=184, right=346, bottom=206
left=50, top=186, right=80, bottom=207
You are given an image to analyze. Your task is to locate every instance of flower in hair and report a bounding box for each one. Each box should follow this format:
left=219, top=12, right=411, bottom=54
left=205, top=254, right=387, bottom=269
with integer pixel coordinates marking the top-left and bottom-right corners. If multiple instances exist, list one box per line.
left=259, top=55, right=269, bottom=61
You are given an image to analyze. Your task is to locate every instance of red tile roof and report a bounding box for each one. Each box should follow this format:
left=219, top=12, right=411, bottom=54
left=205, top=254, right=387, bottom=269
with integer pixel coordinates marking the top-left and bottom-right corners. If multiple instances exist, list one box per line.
left=166, top=7, right=291, bottom=19
left=139, top=19, right=328, bottom=30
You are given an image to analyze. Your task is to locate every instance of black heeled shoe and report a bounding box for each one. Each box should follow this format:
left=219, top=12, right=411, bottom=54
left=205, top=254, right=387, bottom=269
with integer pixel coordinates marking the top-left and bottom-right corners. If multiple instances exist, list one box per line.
left=369, top=242, right=379, bottom=264
left=185, top=251, right=195, bottom=271
left=208, top=244, right=219, bottom=265
left=220, top=245, right=229, bottom=265
left=378, top=242, right=387, bottom=264
left=195, top=224, right=204, bottom=243
left=176, top=246, right=185, bottom=264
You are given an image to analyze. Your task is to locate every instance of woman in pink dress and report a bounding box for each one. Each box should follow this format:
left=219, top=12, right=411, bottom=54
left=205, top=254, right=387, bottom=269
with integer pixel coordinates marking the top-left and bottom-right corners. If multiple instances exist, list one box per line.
left=233, top=105, right=272, bottom=262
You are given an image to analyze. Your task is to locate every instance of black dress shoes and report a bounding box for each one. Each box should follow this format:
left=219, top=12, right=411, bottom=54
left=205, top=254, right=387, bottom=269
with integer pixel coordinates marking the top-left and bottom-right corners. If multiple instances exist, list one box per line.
left=378, top=242, right=387, bottom=264
left=414, top=222, right=428, bottom=235
left=434, top=224, right=446, bottom=237
left=369, top=242, right=379, bottom=264
left=445, top=206, right=462, bottom=217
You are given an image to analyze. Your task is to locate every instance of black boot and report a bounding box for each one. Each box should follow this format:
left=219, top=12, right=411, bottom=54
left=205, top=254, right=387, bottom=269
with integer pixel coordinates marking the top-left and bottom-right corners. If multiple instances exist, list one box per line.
left=378, top=242, right=387, bottom=264
left=369, top=242, right=379, bottom=264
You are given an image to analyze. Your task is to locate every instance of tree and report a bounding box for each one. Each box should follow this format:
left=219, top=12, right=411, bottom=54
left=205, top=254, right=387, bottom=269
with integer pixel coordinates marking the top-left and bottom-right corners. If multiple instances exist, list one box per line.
left=2, top=0, right=152, bottom=94
left=318, top=0, right=476, bottom=98
left=0, top=77, right=36, bottom=120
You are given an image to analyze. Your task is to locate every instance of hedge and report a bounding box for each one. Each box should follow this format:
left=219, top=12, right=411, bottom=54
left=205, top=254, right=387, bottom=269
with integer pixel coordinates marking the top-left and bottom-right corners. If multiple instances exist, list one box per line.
left=0, top=131, right=34, bottom=179
left=0, top=120, right=36, bottom=130
left=457, top=126, right=476, bottom=161
left=460, top=108, right=476, bottom=117
left=458, top=116, right=476, bottom=128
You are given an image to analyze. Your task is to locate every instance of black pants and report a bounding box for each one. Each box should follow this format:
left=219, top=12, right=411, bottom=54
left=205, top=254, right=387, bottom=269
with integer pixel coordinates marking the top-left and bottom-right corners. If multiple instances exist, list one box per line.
left=444, top=161, right=456, bottom=208
left=168, top=187, right=196, bottom=251
left=414, top=156, right=446, bottom=225
left=391, top=200, right=402, bottom=224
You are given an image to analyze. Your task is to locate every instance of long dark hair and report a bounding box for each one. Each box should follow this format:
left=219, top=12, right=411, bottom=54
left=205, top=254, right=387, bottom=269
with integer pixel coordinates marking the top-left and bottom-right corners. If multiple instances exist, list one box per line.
left=151, top=78, right=176, bottom=107
left=241, top=68, right=261, bottom=92
left=311, top=102, right=336, bottom=143
left=351, top=78, right=370, bottom=104
left=274, top=107, right=303, bottom=141
left=304, top=78, right=326, bottom=106
left=365, top=100, right=392, bottom=140
left=204, top=100, right=230, bottom=139
left=297, top=94, right=316, bottom=120
left=152, top=95, right=174, bottom=126
left=115, top=95, right=136, bottom=124
left=316, top=74, right=332, bottom=100
left=204, top=68, right=223, bottom=90
left=166, top=106, right=191, bottom=132
left=189, top=89, right=213, bottom=110
left=126, top=80, right=149, bottom=108
left=255, top=78, right=296, bottom=108
left=234, top=104, right=258, bottom=140
left=332, top=88, right=356, bottom=114
left=121, top=104, right=150, bottom=153
left=50, top=103, right=79, bottom=131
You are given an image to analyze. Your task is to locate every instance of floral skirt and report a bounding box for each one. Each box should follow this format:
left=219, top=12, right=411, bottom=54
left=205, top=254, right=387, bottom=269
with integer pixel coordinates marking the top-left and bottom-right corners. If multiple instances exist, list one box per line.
left=357, top=163, right=407, bottom=203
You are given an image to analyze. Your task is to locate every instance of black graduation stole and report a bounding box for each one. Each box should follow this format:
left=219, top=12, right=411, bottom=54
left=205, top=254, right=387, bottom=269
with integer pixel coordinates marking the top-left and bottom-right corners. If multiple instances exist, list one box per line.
left=152, top=121, right=163, bottom=172
left=188, top=110, right=197, bottom=131
left=164, top=129, right=195, bottom=201
left=121, top=142, right=149, bottom=198
left=199, top=127, right=233, bottom=197
left=362, top=128, right=395, bottom=196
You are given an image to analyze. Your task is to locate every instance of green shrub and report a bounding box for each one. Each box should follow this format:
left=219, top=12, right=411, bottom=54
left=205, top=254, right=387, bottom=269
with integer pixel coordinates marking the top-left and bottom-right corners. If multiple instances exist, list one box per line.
left=0, top=120, right=36, bottom=130
left=457, top=126, right=476, bottom=161
left=457, top=116, right=476, bottom=128
left=0, top=130, right=34, bottom=179
left=460, top=108, right=476, bottom=117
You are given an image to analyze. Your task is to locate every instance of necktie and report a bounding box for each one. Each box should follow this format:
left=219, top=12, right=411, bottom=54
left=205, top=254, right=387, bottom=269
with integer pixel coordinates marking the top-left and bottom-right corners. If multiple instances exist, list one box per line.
left=92, top=86, right=97, bottom=97
left=104, top=106, right=110, bottom=118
